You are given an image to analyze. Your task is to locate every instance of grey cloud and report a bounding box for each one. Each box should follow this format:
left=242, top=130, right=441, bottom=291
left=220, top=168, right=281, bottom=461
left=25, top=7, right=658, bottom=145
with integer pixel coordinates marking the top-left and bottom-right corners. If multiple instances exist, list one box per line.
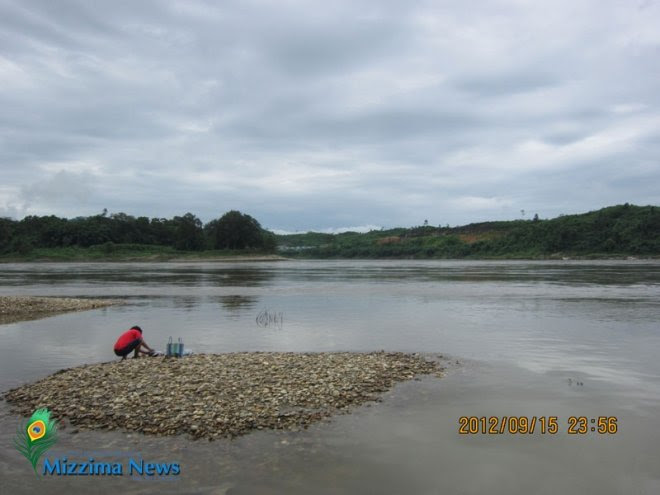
left=0, top=0, right=658, bottom=229
left=20, top=170, right=96, bottom=209
left=456, top=71, right=558, bottom=98
left=223, top=106, right=479, bottom=146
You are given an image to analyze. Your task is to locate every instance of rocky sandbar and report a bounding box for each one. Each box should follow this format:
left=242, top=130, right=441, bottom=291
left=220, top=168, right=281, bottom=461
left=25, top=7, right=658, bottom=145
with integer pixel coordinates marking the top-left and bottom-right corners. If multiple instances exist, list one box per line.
left=0, top=296, right=119, bottom=324
left=4, top=352, right=443, bottom=440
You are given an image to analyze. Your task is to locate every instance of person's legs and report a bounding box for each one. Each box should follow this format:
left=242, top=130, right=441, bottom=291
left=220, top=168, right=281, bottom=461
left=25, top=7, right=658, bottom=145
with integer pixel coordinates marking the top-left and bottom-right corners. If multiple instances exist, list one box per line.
left=115, top=348, right=129, bottom=360
left=114, top=338, right=142, bottom=360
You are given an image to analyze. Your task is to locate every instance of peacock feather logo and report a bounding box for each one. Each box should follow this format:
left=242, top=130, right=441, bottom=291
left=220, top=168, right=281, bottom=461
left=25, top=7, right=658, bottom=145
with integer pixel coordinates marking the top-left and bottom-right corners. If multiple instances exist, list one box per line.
left=13, top=408, right=59, bottom=475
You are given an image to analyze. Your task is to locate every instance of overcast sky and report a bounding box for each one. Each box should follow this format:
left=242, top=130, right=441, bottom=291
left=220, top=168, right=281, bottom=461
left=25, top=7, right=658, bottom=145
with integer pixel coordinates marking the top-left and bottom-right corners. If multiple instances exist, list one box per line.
left=1, top=0, right=659, bottom=232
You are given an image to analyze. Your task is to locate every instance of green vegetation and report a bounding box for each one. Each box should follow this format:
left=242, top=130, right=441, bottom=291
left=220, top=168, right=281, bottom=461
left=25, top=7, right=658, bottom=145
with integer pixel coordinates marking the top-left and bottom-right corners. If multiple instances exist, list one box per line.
left=0, top=210, right=276, bottom=261
left=205, top=210, right=276, bottom=251
left=2, top=204, right=658, bottom=261
left=276, top=204, right=660, bottom=259
left=0, top=245, right=280, bottom=262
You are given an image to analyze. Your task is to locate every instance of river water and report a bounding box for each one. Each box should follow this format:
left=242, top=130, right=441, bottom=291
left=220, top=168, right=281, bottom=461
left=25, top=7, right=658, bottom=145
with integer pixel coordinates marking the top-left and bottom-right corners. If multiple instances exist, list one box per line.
left=0, top=260, right=659, bottom=494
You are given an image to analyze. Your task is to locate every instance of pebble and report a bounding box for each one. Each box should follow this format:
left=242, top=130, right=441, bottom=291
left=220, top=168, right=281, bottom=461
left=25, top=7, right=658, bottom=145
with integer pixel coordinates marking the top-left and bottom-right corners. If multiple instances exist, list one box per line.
left=4, top=352, right=443, bottom=440
left=0, top=296, right=120, bottom=324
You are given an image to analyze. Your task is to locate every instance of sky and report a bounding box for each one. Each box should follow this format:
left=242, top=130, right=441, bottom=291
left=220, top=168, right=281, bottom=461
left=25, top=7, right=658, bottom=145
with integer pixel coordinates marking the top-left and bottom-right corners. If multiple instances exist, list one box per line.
left=1, top=0, right=659, bottom=233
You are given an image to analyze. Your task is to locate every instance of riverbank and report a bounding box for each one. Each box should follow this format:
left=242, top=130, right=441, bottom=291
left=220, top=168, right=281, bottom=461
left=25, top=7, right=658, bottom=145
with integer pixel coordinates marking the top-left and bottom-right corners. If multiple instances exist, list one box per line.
left=283, top=253, right=656, bottom=261
left=4, top=352, right=444, bottom=440
left=1, top=252, right=655, bottom=262
left=0, top=246, right=288, bottom=263
left=0, top=296, right=120, bottom=324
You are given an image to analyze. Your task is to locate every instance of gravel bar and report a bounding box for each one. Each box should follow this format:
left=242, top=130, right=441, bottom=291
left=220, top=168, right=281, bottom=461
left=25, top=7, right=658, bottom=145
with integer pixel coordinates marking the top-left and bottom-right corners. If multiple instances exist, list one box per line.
left=4, top=352, right=444, bottom=440
left=0, top=296, right=119, bottom=324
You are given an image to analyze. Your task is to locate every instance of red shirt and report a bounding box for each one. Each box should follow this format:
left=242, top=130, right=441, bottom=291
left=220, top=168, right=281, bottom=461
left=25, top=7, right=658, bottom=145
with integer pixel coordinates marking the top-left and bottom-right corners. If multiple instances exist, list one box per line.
left=114, top=328, right=142, bottom=351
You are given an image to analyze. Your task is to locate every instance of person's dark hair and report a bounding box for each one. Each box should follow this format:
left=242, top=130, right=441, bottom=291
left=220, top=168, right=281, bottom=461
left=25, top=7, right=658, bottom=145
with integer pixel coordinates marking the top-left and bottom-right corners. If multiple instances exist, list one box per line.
left=131, top=325, right=142, bottom=334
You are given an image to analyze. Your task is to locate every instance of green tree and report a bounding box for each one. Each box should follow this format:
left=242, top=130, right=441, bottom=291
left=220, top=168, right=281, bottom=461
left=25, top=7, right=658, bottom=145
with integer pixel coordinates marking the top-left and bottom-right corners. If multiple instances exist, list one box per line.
left=206, top=210, right=270, bottom=250
left=150, top=217, right=177, bottom=246
left=173, top=213, right=205, bottom=251
left=0, top=217, right=14, bottom=252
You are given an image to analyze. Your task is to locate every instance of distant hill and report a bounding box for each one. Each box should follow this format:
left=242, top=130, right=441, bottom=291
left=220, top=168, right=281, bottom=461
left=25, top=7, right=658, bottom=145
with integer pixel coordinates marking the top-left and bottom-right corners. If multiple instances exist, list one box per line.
left=276, top=204, right=660, bottom=259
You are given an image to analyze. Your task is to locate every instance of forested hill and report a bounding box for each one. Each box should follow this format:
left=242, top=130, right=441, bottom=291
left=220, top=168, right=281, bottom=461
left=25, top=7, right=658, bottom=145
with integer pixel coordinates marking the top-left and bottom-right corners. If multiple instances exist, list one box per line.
left=0, top=210, right=276, bottom=260
left=276, top=204, right=660, bottom=259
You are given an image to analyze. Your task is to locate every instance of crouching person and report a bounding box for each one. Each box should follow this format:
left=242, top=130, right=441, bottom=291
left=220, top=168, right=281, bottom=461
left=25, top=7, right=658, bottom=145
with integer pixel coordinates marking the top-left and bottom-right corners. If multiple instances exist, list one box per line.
left=114, top=325, right=154, bottom=360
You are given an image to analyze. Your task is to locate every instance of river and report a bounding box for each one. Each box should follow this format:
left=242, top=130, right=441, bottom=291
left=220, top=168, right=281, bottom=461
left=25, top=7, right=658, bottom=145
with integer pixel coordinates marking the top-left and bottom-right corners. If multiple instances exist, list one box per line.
left=0, top=260, right=659, bottom=494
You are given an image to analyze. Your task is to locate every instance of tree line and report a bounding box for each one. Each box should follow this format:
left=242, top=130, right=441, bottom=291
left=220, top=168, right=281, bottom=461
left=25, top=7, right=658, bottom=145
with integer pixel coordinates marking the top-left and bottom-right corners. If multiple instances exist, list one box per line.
left=277, top=204, right=660, bottom=258
left=0, top=210, right=276, bottom=254
left=2, top=204, right=657, bottom=259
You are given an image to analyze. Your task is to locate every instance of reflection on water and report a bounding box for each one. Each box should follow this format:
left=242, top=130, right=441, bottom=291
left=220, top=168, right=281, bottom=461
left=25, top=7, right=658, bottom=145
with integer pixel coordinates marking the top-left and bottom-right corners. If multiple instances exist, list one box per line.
left=0, top=262, right=279, bottom=292
left=1, top=260, right=659, bottom=494
left=217, top=295, right=260, bottom=317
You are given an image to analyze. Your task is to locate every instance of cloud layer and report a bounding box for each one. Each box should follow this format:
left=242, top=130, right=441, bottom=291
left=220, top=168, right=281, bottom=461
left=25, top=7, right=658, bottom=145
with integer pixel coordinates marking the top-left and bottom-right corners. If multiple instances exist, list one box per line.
left=1, top=0, right=659, bottom=230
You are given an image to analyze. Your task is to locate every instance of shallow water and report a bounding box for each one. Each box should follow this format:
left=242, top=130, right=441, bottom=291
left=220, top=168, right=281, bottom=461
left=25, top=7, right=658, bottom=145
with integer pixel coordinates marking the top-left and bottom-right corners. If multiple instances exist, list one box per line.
left=1, top=260, right=659, bottom=494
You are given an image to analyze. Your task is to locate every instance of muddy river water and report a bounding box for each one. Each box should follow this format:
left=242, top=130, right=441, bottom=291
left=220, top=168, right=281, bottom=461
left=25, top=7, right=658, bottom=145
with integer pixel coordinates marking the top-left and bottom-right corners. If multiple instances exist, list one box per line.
left=0, top=260, right=659, bottom=494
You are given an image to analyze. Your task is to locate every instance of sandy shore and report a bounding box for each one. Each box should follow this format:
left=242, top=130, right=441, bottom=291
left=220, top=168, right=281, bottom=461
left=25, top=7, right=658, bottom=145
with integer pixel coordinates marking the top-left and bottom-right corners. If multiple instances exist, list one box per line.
left=0, top=296, right=120, bottom=324
left=4, top=352, right=444, bottom=440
